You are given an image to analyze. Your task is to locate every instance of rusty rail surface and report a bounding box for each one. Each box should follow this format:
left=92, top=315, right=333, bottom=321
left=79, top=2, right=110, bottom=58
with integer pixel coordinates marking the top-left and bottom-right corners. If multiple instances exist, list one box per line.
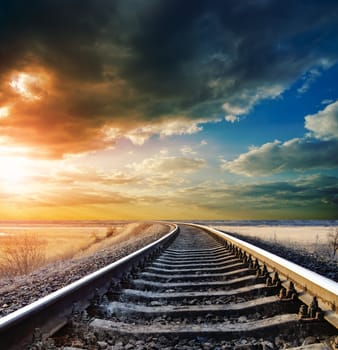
left=191, top=223, right=338, bottom=329
left=0, top=224, right=179, bottom=350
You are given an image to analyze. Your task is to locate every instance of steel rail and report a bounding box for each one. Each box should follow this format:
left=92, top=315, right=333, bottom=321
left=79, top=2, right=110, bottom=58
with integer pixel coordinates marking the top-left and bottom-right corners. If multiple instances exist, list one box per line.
left=189, top=223, right=338, bottom=329
left=0, top=224, right=179, bottom=350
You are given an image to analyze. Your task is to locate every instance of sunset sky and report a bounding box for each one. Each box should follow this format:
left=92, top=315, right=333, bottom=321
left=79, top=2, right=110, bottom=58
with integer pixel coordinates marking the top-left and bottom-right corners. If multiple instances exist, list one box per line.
left=0, top=0, right=338, bottom=220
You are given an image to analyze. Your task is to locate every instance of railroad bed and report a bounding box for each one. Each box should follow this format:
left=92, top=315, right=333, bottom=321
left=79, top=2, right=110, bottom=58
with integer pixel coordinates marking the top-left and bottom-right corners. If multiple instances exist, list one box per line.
left=2, top=225, right=338, bottom=349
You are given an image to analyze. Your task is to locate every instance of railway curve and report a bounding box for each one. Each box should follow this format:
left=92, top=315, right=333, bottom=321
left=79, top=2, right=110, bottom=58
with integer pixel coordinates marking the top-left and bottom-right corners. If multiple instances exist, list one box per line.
left=0, top=224, right=337, bottom=349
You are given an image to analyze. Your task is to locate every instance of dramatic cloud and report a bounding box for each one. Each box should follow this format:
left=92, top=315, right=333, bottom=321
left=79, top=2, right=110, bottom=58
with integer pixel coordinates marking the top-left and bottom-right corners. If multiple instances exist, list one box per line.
left=1, top=0, right=338, bottom=157
left=129, top=155, right=206, bottom=175
left=223, top=103, right=247, bottom=122
left=222, top=99, right=338, bottom=176
left=222, top=138, right=338, bottom=176
left=176, top=175, right=338, bottom=216
left=305, top=100, right=338, bottom=140
left=124, top=119, right=208, bottom=146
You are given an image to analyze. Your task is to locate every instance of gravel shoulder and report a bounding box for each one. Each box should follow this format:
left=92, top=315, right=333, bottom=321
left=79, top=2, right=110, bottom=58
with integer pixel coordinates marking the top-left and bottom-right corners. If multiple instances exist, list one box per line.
left=0, top=222, right=171, bottom=317
left=215, top=229, right=338, bottom=282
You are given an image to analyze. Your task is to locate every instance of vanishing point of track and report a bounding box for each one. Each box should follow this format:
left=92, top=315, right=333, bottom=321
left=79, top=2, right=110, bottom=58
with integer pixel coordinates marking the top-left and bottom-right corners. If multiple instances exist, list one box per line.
left=0, top=224, right=337, bottom=349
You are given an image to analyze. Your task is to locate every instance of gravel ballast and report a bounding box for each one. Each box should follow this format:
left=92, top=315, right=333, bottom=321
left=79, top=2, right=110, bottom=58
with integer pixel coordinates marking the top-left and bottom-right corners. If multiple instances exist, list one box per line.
left=0, top=223, right=171, bottom=317
left=218, top=230, right=338, bottom=282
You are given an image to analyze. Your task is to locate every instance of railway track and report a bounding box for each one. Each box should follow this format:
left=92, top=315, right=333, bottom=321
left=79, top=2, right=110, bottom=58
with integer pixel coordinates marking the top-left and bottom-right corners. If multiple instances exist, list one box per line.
left=1, top=224, right=337, bottom=349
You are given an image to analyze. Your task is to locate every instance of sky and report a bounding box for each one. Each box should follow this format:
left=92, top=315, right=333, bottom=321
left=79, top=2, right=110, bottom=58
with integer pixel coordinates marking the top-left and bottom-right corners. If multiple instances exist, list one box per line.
left=0, top=0, right=338, bottom=220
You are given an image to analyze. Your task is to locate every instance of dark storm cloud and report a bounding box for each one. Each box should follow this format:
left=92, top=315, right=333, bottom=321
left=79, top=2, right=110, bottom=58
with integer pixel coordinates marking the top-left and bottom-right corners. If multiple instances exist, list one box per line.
left=0, top=0, right=113, bottom=80
left=176, top=175, right=338, bottom=217
left=1, top=0, right=338, bottom=156
left=222, top=138, right=338, bottom=175
left=116, top=0, right=338, bottom=108
left=240, top=175, right=338, bottom=205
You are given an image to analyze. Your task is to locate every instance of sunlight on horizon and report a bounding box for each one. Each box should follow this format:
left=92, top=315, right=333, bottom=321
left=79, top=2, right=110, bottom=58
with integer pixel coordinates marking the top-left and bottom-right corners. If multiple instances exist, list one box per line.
left=0, top=106, right=10, bottom=119
left=0, top=156, right=31, bottom=186
left=0, top=2, right=337, bottom=220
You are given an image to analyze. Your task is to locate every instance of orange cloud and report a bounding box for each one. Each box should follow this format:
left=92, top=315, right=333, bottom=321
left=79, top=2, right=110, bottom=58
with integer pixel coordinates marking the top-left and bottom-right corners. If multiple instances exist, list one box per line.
left=1, top=0, right=337, bottom=163
left=0, top=66, right=115, bottom=158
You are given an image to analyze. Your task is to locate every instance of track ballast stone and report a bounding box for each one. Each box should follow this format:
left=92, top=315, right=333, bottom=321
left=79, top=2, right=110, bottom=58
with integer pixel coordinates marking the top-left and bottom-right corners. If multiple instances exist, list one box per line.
left=41, top=225, right=337, bottom=349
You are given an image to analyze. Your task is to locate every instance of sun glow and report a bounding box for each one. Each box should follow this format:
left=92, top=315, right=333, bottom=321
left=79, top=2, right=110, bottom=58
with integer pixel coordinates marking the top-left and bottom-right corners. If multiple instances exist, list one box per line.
left=0, top=106, right=10, bottom=119
left=9, top=72, right=48, bottom=101
left=0, top=156, right=31, bottom=185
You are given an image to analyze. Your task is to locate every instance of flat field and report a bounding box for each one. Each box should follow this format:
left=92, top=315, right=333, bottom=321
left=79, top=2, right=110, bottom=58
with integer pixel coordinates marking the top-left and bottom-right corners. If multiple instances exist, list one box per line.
left=212, top=224, right=337, bottom=254
left=0, top=221, right=169, bottom=277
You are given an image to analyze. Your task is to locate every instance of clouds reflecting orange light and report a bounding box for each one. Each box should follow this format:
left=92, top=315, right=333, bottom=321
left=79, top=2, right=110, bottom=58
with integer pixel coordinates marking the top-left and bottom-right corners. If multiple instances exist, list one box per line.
left=0, top=0, right=337, bottom=220
left=0, top=156, right=28, bottom=185
left=0, top=106, right=10, bottom=119
left=9, top=70, right=51, bottom=101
